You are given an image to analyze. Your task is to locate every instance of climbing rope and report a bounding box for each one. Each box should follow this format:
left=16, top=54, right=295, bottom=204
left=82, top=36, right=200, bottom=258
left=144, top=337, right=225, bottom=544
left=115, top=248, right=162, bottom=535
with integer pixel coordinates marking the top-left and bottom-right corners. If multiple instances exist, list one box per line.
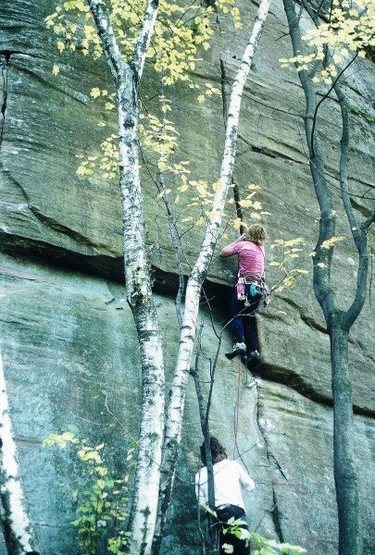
left=232, top=356, right=242, bottom=459
left=232, top=355, right=253, bottom=475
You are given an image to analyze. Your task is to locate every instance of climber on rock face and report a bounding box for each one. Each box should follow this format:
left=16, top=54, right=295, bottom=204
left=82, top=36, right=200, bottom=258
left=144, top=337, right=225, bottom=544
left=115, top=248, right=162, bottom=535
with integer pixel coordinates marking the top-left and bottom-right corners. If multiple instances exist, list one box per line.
left=220, top=224, right=268, bottom=369
left=195, top=437, right=254, bottom=555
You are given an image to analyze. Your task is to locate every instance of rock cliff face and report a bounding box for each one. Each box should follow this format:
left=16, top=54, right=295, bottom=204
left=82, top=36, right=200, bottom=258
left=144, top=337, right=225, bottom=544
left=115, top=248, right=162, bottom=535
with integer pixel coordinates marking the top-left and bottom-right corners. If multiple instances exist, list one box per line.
left=0, top=1, right=374, bottom=554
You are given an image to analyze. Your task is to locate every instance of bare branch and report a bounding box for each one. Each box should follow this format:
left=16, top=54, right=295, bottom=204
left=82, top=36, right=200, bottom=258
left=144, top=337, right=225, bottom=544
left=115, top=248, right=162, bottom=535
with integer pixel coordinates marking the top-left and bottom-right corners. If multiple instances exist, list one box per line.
left=311, top=54, right=358, bottom=158
left=361, top=210, right=375, bottom=233
left=342, top=238, right=370, bottom=331
left=333, top=81, right=362, bottom=246
left=191, top=328, right=219, bottom=553
left=156, top=171, right=185, bottom=327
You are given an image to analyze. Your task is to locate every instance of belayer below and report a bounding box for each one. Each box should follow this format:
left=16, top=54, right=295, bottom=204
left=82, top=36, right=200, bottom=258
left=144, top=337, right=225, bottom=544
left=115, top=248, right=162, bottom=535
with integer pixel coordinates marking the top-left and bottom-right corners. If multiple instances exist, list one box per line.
left=220, top=224, right=269, bottom=370
left=195, top=437, right=255, bottom=555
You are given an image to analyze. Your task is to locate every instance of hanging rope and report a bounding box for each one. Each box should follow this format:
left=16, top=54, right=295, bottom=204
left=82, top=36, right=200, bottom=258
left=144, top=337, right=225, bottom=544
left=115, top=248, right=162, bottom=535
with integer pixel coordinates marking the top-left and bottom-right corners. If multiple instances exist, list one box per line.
left=232, top=355, right=253, bottom=475
left=233, top=356, right=242, bottom=459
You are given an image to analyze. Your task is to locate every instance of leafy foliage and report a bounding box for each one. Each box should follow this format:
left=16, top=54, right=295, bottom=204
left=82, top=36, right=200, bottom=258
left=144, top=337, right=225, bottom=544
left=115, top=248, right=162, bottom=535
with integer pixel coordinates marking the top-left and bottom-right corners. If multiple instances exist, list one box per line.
left=279, top=0, right=375, bottom=83
left=216, top=514, right=306, bottom=555
left=251, top=531, right=306, bottom=555
left=45, top=1, right=239, bottom=214
left=269, top=237, right=309, bottom=292
left=44, top=431, right=135, bottom=555
left=45, top=0, right=240, bottom=87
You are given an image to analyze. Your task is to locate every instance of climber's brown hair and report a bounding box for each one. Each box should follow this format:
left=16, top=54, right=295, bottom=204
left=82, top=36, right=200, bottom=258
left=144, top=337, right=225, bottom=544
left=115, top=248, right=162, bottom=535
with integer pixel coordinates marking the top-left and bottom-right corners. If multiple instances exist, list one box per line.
left=244, top=224, right=266, bottom=245
left=200, top=437, right=227, bottom=466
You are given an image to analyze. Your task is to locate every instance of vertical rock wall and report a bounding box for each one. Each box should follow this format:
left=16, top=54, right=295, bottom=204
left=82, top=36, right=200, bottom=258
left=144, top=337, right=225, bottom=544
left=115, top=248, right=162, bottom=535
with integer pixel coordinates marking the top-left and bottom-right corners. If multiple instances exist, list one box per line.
left=0, top=1, right=374, bottom=553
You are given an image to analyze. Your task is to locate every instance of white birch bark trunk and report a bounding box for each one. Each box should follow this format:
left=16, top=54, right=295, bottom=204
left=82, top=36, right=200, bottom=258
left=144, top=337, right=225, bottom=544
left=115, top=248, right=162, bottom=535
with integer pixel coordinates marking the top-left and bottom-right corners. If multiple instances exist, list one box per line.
left=0, top=352, right=39, bottom=555
left=86, top=2, right=164, bottom=553
left=117, top=68, right=165, bottom=555
left=153, top=0, right=271, bottom=548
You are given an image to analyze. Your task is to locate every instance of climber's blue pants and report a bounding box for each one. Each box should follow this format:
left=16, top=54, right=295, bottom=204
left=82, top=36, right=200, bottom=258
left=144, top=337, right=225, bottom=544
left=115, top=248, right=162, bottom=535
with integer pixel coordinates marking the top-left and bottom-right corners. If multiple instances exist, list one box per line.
left=229, top=288, right=260, bottom=353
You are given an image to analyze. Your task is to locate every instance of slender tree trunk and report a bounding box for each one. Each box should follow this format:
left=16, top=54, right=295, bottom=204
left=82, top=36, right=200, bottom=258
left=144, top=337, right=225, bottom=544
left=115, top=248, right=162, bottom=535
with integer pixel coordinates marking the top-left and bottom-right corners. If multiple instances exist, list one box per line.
left=117, top=66, right=165, bottom=555
left=86, top=2, right=164, bottom=552
left=156, top=171, right=185, bottom=327
left=153, top=1, right=271, bottom=549
left=191, top=329, right=218, bottom=553
left=329, top=318, right=360, bottom=555
left=281, top=2, right=368, bottom=553
left=0, top=352, right=39, bottom=555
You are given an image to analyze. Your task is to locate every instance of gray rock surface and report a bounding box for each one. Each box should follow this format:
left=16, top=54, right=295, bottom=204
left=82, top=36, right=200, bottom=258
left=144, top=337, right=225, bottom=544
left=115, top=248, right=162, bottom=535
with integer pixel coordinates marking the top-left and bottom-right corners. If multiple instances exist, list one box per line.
left=0, top=0, right=374, bottom=553
left=1, top=255, right=374, bottom=554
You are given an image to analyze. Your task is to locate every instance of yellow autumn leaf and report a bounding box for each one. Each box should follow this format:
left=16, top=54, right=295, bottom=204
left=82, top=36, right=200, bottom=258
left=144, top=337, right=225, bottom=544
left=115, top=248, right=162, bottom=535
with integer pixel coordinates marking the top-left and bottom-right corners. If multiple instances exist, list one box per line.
left=321, top=236, right=345, bottom=249
left=90, top=87, right=101, bottom=98
left=56, top=40, right=65, bottom=53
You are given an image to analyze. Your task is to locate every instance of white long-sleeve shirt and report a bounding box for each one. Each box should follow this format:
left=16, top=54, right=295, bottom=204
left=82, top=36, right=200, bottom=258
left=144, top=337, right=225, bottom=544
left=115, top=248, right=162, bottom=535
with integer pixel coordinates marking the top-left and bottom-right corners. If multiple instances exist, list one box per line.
left=195, top=459, right=255, bottom=510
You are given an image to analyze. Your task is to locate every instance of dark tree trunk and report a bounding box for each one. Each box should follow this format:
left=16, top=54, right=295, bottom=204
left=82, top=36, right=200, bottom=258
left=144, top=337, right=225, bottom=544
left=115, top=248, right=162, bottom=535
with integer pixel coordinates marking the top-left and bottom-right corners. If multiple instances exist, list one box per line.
left=281, top=1, right=369, bottom=553
left=329, top=318, right=360, bottom=555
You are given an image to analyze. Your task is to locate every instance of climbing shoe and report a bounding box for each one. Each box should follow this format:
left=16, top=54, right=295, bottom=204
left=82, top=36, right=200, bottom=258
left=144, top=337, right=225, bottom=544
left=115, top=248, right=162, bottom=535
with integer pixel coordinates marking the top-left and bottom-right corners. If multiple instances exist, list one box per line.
left=225, top=342, right=247, bottom=360
left=248, top=350, right=263, bottom=370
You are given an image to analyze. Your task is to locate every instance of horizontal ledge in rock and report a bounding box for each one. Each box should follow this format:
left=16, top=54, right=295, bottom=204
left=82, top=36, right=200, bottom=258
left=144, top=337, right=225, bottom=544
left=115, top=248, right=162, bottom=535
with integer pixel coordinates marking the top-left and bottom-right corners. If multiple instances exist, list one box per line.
left=0, top=232, right=233, bottom=309
left=253, top=362, right=375, bottom=418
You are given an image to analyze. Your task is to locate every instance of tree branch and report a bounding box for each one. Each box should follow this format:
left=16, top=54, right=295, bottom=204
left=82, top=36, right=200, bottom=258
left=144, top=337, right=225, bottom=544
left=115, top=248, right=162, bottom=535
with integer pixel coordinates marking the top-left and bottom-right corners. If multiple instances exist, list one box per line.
left=86, top=0, right=125, bottom=79
left=334, top=81, right=362, bottom=246
left=132, top=0, right=159, bottom=80
left=324, top=43, right=372, bottom=331
left=311, top=54, right=358, bottom=159
left=191, top=326, right=219, bottom=553
left=361, top=211, right=375, bottom=233
left=156, top=171, right=185, bottom=327
left=154, top=0, right=271, bottom=546
left=192, top=326, right=216, bottom=511
left=283, top=0, right=336, bottom=319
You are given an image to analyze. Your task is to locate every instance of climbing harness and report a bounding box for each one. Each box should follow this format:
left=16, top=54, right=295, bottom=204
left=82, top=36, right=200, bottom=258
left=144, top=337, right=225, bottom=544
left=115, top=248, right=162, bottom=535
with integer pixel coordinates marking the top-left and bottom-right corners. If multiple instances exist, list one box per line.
left=236, top=274, right=270, bottom=307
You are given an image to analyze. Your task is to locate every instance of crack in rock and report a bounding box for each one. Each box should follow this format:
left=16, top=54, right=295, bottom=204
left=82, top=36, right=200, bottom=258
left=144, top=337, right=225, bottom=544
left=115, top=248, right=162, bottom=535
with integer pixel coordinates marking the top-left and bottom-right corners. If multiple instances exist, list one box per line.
left=256, top=360, right=375, bottom=418
left=0, top=230, right=124, bottom=283
left=0, top=53, right=10, bottom=150
left=238, top=132, right=307, bottom=165
left=28, top=204, right=109, bottom=252
left=253, top=375, right=286, bottom=543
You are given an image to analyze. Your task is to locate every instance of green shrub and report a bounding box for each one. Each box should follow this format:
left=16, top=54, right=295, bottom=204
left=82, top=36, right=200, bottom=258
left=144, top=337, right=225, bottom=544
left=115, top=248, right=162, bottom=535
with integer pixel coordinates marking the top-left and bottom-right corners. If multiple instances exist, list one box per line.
left=44, top=431, right=135, bottom=555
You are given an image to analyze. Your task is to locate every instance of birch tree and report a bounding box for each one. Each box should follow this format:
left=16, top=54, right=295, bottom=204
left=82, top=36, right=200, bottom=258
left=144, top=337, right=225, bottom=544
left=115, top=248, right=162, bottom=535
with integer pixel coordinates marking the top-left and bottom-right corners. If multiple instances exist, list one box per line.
left=45, top=0, right=270, bottom=552
left=154, top=1, right=271, bottom=547
left=0, top=352, right=39, bottom=555
left=81, top=2, right=165, bottom=552
left=281, top=1, right=374, bottom=553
